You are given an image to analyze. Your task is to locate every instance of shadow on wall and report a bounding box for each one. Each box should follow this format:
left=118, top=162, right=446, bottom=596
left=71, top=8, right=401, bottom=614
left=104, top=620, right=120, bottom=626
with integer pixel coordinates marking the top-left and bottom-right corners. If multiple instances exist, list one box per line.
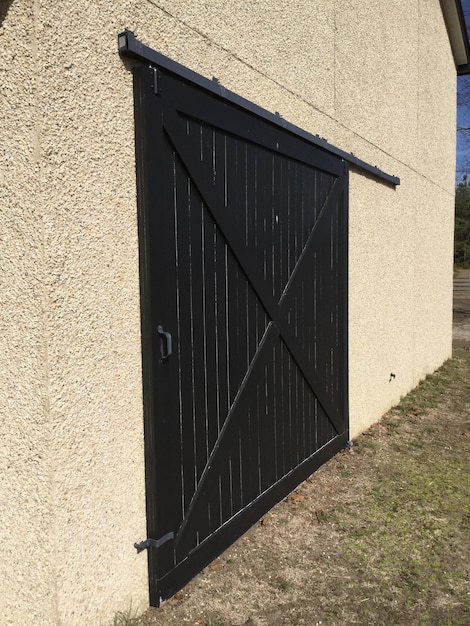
left=0, top=0, right=15, bottom=26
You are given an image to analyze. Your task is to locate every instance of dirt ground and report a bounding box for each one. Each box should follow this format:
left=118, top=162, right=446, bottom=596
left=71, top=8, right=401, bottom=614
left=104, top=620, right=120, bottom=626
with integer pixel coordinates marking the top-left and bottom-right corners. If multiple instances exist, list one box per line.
left=131, top=288, right=470, bottom=626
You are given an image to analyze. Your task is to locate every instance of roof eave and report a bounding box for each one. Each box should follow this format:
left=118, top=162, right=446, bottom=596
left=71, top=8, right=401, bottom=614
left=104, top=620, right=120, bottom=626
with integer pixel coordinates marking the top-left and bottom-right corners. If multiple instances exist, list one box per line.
left=441, top=0, right=470, bottom=75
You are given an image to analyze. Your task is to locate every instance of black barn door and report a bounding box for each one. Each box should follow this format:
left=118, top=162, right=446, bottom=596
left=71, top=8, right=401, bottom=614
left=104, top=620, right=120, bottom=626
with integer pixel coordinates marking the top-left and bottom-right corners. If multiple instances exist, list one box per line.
left=133, top=63, right=349, bottom=605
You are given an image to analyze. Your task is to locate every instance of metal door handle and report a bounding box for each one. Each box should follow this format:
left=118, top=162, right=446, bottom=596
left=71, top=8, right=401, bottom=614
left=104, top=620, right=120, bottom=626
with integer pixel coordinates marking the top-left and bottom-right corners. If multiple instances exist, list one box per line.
left=157, top=325, right=172, bottom=361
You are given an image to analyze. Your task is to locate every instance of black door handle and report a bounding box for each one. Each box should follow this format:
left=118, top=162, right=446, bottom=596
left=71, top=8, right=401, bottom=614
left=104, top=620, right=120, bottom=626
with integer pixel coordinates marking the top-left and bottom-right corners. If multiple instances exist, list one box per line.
left=157, top=325, right=172, bottom=361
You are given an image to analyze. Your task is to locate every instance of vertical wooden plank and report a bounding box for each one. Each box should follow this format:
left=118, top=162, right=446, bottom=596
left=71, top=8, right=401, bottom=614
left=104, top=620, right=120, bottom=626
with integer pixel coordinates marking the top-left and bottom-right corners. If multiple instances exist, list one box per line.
left=199, top=126, right=219, bottom=455
left=173, top=157, right=197, bottom=517
left=186, top=125, right=217, bottom=545
left=134, top=67, right=185, bottom=587
left=213, top=132, right=230, bottom=432
left=303, top=384, right=313, bottom=457
left=307, top=166, right=317, bottom=365
left=339, top=176, right=349, bottom=429
left=233, top=141, right=249, bottom=374
left=271, top=153, right=282, bottom=301
left=287, top=155, right=302, bottom=469
left=239, top=139, right=260, bottom=508
left=221, top=135, right=246, bottom=524
left=188, top=170, right=211, bottom=490
left=260, top=150, right=274, bottom=290
left=225, top=136, right=245, bottom=403
left=314, top=173, right=330, bottom=448
left=237, top=275, right=249, bottom=383
left=226, top=253, right=241, bottom=404
left=278, top=159, right=289, bottom=299
left=259, top=342, right=277, bottom=491
left=242, top=402, right=260, bottom=505
left=300, top=375, right=308, bottom=461
left=283, top=341, right=294, bottom=472
left=226, top=427, right=242, bottom=518
left=273, top=336, right=284, bottom=481
left=204, top=225, right=228, bottom=449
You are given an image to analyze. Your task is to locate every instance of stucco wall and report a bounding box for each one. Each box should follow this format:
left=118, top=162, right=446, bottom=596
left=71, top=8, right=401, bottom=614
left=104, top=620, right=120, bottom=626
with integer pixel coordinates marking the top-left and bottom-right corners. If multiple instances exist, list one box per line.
left=0, top=0, right=457, bottom=624
left=1, top=1, right=149, bottom=624
left=0, top=2, right=55, bottom=624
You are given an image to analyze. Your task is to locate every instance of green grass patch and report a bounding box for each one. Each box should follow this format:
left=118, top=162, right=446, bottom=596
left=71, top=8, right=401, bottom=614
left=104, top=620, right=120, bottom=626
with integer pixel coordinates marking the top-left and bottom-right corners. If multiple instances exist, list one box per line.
left=393, top=350, right=470, bottom=419
left=112, top=605, right=142, bottom=626
left=279, top=579, right=294, bottom=592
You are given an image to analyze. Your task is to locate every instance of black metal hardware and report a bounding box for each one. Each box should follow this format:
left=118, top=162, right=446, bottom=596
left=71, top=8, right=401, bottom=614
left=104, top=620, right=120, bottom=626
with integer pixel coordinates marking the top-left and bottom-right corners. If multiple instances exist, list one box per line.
left=118, top=29, right=400, bottom=187
left=134, top=532, right=175, bottom=553
left=157, top=325, right=172, bottom=361
left=152, top=67, right=159, bottom=95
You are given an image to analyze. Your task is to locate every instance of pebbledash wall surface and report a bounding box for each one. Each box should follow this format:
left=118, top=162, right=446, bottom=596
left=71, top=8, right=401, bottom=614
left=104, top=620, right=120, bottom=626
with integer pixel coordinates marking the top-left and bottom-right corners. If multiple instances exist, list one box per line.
left=1, top=0, right=468, bottom=624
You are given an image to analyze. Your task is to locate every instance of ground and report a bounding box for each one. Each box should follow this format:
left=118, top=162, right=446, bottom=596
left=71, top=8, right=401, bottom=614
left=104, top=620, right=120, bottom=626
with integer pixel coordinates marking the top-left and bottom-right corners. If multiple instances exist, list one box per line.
left=123, top=279, right=470, bottom=626
left=453, top=268, right=470, bottom=347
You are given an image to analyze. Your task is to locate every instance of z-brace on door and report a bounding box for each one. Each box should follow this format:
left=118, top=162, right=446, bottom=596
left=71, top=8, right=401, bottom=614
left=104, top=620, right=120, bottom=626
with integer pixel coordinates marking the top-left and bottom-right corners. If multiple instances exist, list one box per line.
left=133, top=62, right=349, bottom=605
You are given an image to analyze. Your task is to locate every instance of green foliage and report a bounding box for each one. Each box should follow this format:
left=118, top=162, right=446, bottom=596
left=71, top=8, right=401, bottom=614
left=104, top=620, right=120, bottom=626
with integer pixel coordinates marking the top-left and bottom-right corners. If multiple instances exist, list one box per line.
left=455, top=182, right=470, bottom=267
left=112, top=605, right=141, bottom=626
left=279, top=579, right=294, bottom=592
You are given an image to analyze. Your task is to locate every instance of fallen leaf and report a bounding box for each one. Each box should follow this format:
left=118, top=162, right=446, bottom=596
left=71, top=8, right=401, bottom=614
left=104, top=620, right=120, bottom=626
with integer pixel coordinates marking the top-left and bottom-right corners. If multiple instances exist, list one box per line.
left=290, top=492, right=306, bottom=503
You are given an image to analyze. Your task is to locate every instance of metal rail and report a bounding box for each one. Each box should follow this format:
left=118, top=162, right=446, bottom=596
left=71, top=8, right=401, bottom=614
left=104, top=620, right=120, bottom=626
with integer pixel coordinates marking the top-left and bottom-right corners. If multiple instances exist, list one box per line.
left=118, top=29, right=400, bottom=187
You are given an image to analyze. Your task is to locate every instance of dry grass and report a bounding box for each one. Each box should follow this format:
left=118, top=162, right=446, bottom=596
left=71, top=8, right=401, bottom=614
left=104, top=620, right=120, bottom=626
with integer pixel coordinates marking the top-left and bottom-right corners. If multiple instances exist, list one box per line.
left=115, top=303, right=470, bottom=626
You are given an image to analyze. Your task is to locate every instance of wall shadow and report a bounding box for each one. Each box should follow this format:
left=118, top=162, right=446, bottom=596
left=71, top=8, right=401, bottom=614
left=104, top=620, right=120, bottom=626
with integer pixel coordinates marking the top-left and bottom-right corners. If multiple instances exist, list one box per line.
left=0, top=0, right=15, bottom=27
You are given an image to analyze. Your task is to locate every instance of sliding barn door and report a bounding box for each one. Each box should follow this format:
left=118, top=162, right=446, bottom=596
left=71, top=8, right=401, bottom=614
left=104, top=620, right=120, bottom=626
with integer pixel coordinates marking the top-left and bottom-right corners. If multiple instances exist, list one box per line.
left=133, top=63, right=349, bottom=604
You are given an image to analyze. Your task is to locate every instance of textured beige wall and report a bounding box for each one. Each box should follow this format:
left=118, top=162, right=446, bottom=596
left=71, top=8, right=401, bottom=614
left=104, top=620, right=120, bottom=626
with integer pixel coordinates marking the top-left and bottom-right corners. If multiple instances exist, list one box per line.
left=346, top=0, right=456, bottom=437
left=348, top=168, right=455, bottom=437
left=0, top=2, right=55, bottom=624
left=38, top=2, right=148, bottom=623
left=1, top=1, right=148, bottom=624
left=0, top=0, right=457, bottom=623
